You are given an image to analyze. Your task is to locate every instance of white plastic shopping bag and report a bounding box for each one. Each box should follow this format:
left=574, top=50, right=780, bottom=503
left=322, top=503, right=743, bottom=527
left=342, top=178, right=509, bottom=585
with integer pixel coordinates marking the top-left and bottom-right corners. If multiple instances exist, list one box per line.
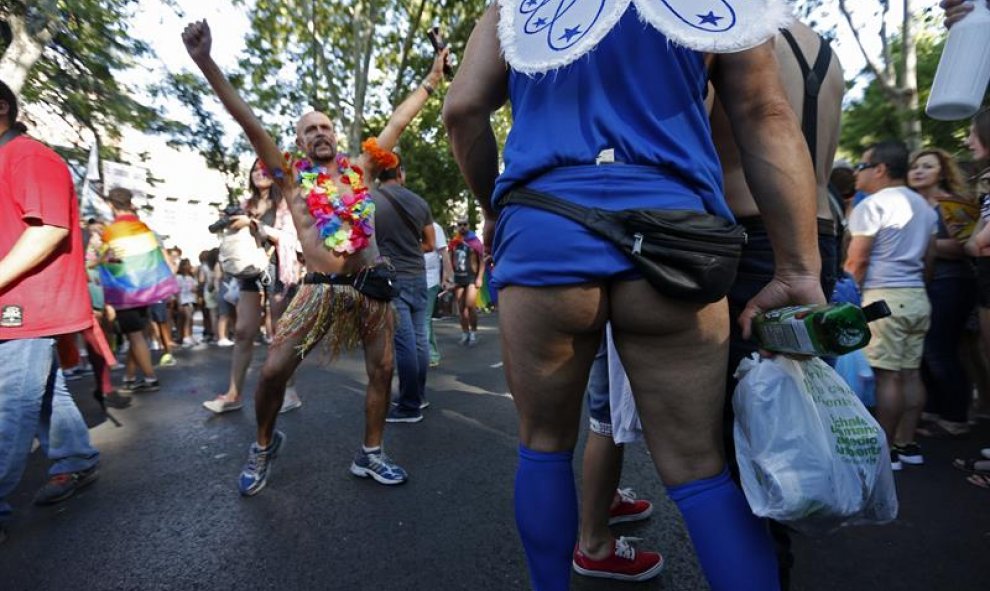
left=732, top=354, right=898, bottom=535
left=223, top=277, right=240, bottom=305
left=606, top=324, right=643, bottom=444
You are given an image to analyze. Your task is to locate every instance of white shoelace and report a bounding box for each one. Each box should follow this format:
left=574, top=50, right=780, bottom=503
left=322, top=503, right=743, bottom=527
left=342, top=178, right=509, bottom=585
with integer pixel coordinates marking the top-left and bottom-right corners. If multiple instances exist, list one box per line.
left=616, top=487, right=638, bottom=506
left=614, top=537, right=641, bottom=561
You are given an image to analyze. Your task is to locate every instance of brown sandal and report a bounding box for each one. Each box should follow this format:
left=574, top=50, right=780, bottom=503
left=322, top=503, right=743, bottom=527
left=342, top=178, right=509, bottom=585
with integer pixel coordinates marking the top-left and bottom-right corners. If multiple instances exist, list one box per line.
left=966, top=473, right=990, bottom=489
left=952, top=458, right=990, bottom=474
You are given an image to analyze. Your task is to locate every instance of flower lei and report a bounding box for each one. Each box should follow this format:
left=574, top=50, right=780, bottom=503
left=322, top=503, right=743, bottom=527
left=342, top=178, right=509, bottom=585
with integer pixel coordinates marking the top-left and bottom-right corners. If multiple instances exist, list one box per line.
left=294, top=153, right=375, bottom=255
left=361, top=138, right=400, bottom=171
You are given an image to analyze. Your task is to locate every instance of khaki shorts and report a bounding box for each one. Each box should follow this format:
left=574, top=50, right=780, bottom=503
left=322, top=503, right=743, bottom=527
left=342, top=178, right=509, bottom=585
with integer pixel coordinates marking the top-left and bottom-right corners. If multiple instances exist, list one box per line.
left=862, top=287, right=931, bottom=371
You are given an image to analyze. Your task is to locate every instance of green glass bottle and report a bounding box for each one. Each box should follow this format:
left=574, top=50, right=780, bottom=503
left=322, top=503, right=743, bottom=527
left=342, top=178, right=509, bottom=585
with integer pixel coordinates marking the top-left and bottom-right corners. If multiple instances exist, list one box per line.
left=753, top=301, right=892, bottom=357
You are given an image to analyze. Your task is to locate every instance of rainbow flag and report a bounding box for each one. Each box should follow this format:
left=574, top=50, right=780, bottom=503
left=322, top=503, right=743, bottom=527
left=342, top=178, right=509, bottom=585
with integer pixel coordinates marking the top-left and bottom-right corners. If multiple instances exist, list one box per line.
left=99, top=217, right=179, bottom=310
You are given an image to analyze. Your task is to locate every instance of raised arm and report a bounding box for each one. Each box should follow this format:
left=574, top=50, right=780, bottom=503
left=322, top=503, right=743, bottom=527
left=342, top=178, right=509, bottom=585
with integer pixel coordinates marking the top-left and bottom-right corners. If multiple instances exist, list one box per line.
left=373, top=48, right=450, bottom=155
left=182, top=21, right=286, bottom=185
left=712, top=42, right=825, bottom=337
left=442, top=4, right=508, bottom=225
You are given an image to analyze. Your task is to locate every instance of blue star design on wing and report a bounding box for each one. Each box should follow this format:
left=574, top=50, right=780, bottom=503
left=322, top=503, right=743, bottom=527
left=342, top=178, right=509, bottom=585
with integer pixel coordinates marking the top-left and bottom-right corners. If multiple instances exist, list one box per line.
left=525, top=0, right=539, bottom=6
left=535, top=17, right=549, bottom=27
left=697, top=11, right=724, bottom=26
left=559, top=25, right=583, bottom=43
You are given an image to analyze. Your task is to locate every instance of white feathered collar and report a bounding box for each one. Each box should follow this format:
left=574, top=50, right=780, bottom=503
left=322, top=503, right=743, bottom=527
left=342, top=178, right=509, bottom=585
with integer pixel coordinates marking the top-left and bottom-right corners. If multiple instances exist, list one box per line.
left=498, top=0, right=793, bottom=75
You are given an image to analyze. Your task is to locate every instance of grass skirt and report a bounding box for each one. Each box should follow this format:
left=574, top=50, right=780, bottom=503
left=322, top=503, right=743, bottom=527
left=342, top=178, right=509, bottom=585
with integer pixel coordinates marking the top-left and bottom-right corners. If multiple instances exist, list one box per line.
left=273, top=283, right=391, bottom=361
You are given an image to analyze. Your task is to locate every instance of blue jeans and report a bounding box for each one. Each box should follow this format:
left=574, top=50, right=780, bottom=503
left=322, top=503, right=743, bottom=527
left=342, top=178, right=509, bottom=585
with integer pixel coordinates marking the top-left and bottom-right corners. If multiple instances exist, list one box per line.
left=393, top=275, right=429, bottom=412
left=585, top=339, right=611, bottom=435
left=425, top=284, right=442, bottom=364
left=922, top=274, right=977, bottom=423
left=0, top=338, right=100, bottom=522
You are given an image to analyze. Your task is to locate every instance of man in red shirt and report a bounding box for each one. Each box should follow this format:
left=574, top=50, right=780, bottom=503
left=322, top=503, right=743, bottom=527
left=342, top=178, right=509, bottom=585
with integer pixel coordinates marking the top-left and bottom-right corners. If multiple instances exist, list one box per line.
left=0, top=80, right=100, bottom=544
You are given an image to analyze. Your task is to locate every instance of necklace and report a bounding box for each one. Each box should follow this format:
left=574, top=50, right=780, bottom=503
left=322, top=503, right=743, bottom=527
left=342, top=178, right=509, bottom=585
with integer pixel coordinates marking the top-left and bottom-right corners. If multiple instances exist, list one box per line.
left=294, top=153, right=375, bottom=254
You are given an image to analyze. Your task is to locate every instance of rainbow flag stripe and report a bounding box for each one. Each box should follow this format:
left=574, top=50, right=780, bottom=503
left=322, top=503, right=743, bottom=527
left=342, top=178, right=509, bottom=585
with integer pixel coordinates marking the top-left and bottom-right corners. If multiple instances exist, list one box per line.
left=99, top=219, right=179, bottom=310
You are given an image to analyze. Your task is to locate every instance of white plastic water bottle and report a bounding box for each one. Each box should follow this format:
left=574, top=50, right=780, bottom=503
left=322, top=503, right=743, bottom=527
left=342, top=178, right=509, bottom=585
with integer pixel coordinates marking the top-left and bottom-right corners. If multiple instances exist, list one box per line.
left=926, top=1, right=990, bottom=121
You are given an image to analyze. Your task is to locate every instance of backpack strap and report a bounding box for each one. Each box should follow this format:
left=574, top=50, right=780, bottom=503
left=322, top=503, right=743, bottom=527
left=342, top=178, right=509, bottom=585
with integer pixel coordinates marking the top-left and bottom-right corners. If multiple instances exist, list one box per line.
left=377, top=185, right=423, bottom=242
left=0, top=128, right=22, bottom=150
left=778, top=28, right=833, bottom=166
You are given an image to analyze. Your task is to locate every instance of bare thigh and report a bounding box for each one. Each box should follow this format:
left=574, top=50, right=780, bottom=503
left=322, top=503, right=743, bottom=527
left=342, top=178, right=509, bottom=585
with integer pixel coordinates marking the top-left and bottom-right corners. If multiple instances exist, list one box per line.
left=498, top=284, right=607, bottom=452
left=609, top=280, right=729, bottom=486
left=361, top=304, right=395, bottom=387
left=234, top=292, right=263, bottom=338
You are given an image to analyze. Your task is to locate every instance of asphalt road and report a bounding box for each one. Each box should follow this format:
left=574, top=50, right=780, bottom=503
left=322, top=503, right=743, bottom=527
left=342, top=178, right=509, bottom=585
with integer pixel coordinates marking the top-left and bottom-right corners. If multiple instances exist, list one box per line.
left=1, top=314, right=988, bottom=590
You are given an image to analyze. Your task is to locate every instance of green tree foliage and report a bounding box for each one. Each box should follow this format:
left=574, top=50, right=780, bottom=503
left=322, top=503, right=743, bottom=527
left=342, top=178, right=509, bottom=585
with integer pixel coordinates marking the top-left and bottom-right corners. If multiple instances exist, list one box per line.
left=223, top=0, right=494, bottom=224
left=0, top=0, right=183, bottom=168
left=839, top=31, right=989, bottom=162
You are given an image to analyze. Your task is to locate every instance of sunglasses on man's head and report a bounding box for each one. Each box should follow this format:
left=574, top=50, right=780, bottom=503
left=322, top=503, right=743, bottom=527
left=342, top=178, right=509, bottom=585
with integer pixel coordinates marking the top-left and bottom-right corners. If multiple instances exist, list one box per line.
left=854, top=162, right=879, bottom=172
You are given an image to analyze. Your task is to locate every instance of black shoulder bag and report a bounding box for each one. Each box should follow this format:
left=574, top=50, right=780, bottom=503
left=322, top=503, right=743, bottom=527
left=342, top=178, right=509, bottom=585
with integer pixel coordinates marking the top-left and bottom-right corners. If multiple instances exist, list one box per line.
left=499, top=188, right=747, bottom=304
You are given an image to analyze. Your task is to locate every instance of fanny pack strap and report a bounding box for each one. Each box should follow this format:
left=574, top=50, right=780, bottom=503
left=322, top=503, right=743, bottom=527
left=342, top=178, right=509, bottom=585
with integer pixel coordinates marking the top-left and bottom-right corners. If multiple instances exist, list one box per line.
left=500, top=188, right=595, bottom=226
left=303, top=272, right=355, bottom=286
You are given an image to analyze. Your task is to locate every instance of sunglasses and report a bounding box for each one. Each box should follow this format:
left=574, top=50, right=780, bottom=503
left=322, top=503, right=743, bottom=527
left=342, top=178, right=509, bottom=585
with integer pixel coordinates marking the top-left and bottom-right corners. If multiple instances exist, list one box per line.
left=854, top=162, right=879, bottom=172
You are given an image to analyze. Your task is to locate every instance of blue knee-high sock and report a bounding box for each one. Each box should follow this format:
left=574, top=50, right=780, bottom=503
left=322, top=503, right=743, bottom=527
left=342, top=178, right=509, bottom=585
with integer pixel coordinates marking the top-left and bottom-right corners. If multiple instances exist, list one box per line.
left=514, top=445, right=577, bottom=591
left=668, top=468, right=780, bottom=591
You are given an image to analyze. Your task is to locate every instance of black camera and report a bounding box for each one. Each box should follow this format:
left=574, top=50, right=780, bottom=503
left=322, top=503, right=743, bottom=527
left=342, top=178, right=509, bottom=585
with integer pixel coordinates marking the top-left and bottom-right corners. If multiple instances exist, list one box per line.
left=208, top=204, right=247, bottom=234
left=427, top=26, right=454, bottom=80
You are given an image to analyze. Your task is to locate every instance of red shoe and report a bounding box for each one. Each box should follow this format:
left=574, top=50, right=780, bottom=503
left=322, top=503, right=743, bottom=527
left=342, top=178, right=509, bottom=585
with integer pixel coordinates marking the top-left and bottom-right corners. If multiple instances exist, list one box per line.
left=608, top=488, right=654, bottom=525
left=572, top=537, right=664, bottom=582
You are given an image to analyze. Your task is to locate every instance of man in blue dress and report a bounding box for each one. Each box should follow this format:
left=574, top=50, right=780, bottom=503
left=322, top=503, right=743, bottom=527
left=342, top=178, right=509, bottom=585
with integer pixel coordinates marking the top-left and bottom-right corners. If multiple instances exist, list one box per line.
left=444, top=2, right=825, bottom=590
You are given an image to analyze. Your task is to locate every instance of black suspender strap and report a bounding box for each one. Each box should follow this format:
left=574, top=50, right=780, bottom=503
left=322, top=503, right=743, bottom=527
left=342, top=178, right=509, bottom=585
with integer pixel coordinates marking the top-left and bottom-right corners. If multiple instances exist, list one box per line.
left=778, top=29, right=833, bottom=167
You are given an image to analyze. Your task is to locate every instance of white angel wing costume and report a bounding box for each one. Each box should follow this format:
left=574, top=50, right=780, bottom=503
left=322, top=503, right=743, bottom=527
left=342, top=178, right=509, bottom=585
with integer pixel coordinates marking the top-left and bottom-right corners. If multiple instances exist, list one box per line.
left=498, top=0, right=794, bottom=75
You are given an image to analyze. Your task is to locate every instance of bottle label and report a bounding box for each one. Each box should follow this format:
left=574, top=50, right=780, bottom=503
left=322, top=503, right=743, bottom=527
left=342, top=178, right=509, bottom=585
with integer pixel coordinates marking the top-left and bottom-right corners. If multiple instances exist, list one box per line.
left=758, top=317, right=816, bottom=354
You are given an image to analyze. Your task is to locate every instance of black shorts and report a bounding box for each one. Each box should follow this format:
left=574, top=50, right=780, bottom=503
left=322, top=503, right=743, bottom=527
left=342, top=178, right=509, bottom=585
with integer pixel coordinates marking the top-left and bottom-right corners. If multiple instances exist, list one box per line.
left=117, top=306, right=150, bottom=334
left=239, top=275, right=267, bottom=293
left=976, top=258, right=990, bottom=308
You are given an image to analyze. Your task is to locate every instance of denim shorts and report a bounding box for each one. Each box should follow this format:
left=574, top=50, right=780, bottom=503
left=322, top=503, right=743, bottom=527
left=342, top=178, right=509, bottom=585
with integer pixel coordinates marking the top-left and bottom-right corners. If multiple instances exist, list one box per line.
left=149, top=301, right=169, bottom=323
left=585, top=339, right=611, bottom=436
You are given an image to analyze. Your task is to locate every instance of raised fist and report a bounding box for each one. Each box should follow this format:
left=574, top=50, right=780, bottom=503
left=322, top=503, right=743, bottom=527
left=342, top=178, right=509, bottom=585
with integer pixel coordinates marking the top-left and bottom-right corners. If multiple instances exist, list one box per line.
left=182, top=20, right=213, bottom=63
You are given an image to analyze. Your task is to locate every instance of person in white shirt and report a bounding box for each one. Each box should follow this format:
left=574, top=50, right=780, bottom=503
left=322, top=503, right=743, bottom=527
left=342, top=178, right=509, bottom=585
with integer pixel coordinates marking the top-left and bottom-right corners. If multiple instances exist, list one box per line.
left=423, top=221, right=452, bottom=367
left=845, top=140, right=938, bottom=471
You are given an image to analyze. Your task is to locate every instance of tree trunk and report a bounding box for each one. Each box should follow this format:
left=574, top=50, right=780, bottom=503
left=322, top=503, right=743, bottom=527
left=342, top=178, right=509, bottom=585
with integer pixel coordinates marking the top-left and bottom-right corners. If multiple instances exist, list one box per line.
left=348, top=0, right=379, bottom=152
left=0, top=10, right=57, bottom=94
left=390, top=0, right=428, bottom=107
left=900, top=0, right=921, bottom=150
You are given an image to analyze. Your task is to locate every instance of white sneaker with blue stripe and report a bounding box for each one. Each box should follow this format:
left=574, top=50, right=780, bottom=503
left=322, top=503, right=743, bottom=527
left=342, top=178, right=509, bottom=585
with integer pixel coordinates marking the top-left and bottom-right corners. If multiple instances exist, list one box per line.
left=238, top=431, right=285, bottom=496
left=349, top=449, right=408, bottom=485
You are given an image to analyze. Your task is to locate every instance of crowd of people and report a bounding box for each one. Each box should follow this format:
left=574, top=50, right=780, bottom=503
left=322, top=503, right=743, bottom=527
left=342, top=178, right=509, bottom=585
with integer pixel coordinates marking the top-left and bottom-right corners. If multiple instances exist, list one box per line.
left=1, top=1, right=988, bottom=590
left=57, top=169, right=491, bottom=416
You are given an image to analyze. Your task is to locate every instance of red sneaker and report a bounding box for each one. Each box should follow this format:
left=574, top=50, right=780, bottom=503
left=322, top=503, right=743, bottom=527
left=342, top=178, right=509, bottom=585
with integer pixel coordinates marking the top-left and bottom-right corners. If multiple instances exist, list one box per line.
left=572, top=537, right=664, bottom=582
left=608, top=488, right=654, bottom=525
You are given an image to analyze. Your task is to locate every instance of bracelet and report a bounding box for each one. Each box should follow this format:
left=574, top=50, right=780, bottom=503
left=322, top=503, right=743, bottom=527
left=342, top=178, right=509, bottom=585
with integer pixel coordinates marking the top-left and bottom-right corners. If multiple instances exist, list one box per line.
left=422, top=81, right=435, bottom=96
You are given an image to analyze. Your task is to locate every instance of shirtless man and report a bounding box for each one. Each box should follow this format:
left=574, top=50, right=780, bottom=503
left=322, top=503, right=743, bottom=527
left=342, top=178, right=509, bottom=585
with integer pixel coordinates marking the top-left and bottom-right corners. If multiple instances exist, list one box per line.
left=183, top=20, right=449, bottom=494
left=711, top=21, right=845, bottom=590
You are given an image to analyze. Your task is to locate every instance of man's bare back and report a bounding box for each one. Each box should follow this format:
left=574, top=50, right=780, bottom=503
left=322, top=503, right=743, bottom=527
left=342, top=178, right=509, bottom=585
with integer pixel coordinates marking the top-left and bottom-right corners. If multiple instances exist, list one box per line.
left=712, top=21, right=844, bottom=220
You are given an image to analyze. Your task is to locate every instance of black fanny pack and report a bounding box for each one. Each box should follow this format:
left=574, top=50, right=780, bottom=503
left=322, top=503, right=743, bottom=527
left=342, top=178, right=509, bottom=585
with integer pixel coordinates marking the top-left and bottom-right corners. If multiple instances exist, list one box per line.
left=500, top=189, right=747, bottom=303
left=303, top=263, right=400, bottom=302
